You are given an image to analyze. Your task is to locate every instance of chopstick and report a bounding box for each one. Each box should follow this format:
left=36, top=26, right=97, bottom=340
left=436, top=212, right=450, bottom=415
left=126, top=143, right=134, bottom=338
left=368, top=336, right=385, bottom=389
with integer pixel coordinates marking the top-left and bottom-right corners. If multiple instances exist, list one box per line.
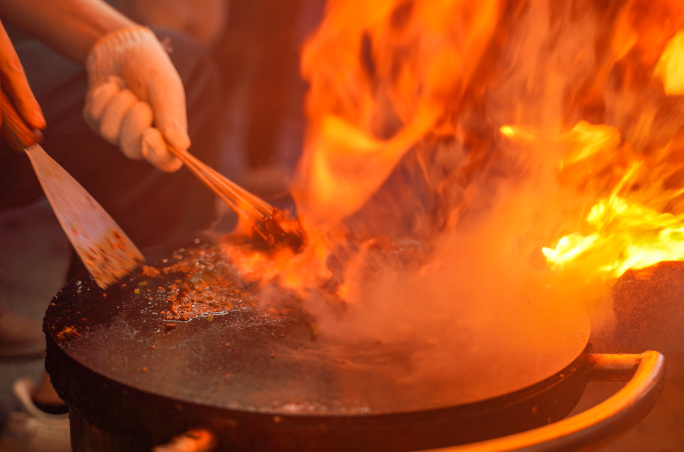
left=166, top=145, right=289, bottom=244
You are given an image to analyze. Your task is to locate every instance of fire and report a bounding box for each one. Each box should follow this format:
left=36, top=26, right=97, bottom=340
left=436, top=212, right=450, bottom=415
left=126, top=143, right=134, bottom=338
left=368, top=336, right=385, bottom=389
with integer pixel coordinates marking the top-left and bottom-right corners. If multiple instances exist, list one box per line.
left=543, top=193, right=684, bottom=278
left=655, top=30, right=684, bottom=96
left=535, top=10, right=684, bottom=280
left=499, top=0, right=684, bottom=285
left=291, top=0, right=502, bottom=223
left=220, top=220, right=334, bottom=292
left=221, top=0, right=684, bottom=339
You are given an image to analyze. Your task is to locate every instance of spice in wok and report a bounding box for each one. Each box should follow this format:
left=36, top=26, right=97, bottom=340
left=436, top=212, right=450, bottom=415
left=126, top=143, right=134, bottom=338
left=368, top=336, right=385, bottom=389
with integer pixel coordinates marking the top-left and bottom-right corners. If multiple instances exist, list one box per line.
left=132, top=243, right=255, bottom=321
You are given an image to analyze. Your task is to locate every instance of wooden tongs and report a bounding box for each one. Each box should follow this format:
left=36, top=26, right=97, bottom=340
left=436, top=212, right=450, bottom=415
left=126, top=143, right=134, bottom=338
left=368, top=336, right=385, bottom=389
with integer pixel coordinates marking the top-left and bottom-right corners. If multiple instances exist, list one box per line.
left=166, top=146, right=306, bottom=252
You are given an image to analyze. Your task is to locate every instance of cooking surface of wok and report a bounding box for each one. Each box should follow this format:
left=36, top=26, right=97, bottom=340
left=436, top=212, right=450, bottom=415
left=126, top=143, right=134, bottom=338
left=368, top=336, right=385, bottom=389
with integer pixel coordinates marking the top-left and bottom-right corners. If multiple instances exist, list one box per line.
left=45, top=240, right=590, bottom=414
left=45, top=239, right=592, bottom=450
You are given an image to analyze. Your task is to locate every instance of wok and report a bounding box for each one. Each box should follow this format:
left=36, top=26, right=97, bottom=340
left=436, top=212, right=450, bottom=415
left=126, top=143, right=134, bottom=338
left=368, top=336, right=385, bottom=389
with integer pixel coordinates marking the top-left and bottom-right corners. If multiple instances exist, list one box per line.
left=44, top=239, right=664, bottom=451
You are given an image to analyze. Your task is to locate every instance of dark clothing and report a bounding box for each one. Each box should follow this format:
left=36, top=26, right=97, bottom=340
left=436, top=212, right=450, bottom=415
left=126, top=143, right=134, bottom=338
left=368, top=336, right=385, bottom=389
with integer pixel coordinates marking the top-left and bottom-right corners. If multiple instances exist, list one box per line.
left=0, top=28, right=223, bottom=258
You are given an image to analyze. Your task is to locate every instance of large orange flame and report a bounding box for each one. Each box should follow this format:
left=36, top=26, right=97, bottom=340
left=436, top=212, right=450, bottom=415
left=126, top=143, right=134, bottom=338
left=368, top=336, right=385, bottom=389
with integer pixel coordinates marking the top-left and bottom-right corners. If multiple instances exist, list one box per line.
left=541, top=17, right=684, bottom=280
left=223, top=0, right=684, bottom=332
left=292, top=0, right=503, bottom=223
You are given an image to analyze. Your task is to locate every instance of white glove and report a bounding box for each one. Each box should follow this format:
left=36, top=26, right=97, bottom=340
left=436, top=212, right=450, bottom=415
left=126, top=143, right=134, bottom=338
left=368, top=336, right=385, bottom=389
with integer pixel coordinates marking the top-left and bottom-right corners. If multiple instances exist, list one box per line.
left=83, top=26, right=188, bottom=172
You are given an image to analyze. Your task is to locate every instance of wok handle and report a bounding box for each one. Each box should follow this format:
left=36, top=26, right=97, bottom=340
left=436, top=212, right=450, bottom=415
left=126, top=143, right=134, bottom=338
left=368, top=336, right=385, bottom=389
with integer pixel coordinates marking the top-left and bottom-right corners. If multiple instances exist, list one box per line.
left=431, top=351, right=666, bottom=452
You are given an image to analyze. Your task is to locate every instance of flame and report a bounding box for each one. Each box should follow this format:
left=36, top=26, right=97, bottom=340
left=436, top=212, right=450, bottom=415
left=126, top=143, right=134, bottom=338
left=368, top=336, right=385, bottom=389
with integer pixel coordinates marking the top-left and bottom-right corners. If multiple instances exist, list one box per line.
left=536, top=8, right=684, bottom=279
left=292, top=0, right=503, bottom=223
left=507, top=114, right=684, bottom=281
left=219, top=0, right=684, bottom=343
left=655, top=30, right=684, bottom=96
left=495, top=0, right=684, bottom=284
left=221, top=221, right=334, bottom=293
left=543, top=120, right=684, bottom=279
left=543, top=193, right=684, bottom=279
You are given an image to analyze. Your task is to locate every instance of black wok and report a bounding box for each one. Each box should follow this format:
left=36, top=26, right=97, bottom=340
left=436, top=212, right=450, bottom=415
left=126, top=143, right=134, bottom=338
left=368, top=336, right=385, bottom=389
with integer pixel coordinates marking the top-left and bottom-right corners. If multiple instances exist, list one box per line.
left=44, top=239, right=609, bottom=451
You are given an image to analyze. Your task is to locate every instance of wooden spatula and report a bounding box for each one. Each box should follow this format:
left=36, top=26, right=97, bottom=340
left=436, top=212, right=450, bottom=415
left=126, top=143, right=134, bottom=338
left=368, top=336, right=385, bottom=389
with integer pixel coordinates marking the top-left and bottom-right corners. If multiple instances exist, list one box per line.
left=0, top=90, right=144, bottom=289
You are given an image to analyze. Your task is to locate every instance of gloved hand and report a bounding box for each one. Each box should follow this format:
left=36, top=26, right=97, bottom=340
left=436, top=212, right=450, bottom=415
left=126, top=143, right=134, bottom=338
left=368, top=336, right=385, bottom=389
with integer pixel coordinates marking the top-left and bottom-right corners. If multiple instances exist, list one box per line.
left=83, top=26, right=187, bottom=172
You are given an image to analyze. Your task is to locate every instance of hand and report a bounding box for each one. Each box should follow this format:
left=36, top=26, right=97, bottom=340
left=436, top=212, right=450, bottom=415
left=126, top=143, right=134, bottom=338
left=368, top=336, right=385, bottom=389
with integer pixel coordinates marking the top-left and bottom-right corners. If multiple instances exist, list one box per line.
left=0, top=18, right=45, bottom=132
left=83, top=26, right=187, bottom=172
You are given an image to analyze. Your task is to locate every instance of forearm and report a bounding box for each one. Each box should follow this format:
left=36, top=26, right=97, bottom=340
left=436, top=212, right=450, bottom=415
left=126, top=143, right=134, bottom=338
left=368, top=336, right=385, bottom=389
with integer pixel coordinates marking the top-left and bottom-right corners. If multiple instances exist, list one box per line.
left=0, top=0, right=136, bottom=64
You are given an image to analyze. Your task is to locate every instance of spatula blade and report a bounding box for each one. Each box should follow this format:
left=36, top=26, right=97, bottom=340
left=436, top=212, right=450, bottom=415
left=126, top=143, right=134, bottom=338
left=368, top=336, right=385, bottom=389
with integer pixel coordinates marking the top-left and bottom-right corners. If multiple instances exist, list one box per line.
left=24, top=143, right=144, bottom=289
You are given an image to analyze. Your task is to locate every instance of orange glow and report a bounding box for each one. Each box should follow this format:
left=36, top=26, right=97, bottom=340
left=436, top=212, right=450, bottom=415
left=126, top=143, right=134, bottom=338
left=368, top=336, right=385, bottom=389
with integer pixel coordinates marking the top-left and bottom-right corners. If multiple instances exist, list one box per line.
left=292, top=0, right=502, bottom=223
left=612, top=0, right=684, bottom=67
left=220, top=0, right=684, bottom=321
left=558, top=122, right=621, bottom=173
left=655, top=30, right=684, bottom=96
left=543, top=193, right=684, bottom=278
left=221, top=223, right=334, bottom=293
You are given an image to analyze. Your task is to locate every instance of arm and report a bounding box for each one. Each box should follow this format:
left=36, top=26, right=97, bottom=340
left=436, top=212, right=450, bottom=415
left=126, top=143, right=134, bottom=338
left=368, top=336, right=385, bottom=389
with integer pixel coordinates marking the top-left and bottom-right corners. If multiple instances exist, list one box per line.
left=0, top=0, right=135, bottom=63
left=0, top=0, right=188, bottom=172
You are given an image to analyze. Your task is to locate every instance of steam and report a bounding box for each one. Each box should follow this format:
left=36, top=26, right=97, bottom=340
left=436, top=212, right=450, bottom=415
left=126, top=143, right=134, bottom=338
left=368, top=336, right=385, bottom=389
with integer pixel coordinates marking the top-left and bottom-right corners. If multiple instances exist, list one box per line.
left=304, top=176, right=602, bottom=340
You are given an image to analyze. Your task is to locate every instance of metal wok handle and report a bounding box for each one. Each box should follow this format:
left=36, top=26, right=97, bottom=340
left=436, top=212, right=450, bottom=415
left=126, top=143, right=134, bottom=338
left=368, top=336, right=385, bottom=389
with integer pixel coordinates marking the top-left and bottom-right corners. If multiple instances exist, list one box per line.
left=430, top=351, right=666, bottom=452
